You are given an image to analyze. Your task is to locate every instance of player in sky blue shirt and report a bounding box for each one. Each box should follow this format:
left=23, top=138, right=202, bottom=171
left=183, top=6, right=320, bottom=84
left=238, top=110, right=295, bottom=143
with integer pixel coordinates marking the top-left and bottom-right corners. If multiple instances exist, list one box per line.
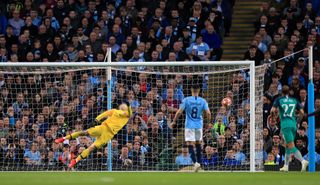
left=179, top=94, right=209, bottom=129
left=171, top=84, right=211, bottom=172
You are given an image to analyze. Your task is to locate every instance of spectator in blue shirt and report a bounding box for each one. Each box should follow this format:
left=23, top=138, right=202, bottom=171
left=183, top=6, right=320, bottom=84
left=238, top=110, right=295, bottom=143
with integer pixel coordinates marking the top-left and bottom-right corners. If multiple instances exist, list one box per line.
left=8, top=10, right=25, bottom=36
left=303, top=152, right=320, bottom=164
left=128, top=49, right=145, bottom=71
left=201, top=24, right=222, bottom=61
left=107, top=24, right=125, bottom=46
left=0, top=10, right=7, bottom=35
left=24, top=143, right=41, bottom=165
left=30, top=9, right=41, bottom=26
left=223, top=149, right=241, bottom=166
left=12, top=93, right=29, bottom=116
left=233, top=141, right=246, bottom=164
left=148, top=8, right=169, bottom=29
left=175, top=145, right=193, bottom=166
left=288, top=66, right=306, bottom=88
left=162, top=79, right=184, bottom=102
left=201, top=145, right=218, bottom=168
left=186, top=35, right=210, bottom=61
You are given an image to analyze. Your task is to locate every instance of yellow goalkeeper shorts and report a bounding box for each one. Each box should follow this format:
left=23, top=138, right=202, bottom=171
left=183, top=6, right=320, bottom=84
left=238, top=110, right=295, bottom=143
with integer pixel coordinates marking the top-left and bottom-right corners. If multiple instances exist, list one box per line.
left=87, top=125, right=114, bottom=148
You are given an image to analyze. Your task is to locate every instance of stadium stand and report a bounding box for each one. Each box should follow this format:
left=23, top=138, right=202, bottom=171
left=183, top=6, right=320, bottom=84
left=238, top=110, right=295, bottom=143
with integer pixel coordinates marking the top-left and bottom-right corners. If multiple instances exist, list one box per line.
left=0, top=0, right=319, bottom=171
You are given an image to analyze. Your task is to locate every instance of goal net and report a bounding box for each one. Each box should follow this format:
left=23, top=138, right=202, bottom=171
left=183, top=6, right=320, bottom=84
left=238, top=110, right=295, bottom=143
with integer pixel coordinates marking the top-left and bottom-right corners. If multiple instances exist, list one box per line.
left=0, top=61, right=264, bottom=172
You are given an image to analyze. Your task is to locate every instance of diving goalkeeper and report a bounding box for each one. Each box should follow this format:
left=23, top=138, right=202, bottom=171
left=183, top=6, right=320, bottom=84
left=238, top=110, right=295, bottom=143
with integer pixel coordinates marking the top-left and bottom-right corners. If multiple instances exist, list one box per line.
left=55, top=102, right=132, bottom=168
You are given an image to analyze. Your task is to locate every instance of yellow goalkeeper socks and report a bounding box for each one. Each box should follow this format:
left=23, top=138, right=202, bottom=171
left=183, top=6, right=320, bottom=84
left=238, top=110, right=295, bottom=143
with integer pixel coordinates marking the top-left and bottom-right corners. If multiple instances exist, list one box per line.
left=76, top=148, right=91, bottom=162
left=65, top=131, right=83, bottom=140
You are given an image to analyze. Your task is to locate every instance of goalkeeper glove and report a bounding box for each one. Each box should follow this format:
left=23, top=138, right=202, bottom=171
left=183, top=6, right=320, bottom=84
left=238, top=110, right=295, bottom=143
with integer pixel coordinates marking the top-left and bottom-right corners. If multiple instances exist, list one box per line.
left=94, top=119, right=102, bottom=125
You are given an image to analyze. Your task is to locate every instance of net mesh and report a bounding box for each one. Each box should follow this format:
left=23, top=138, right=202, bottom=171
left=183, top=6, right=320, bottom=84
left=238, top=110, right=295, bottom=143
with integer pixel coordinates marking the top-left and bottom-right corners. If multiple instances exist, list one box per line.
left=0, top=63, right=264, bottom=171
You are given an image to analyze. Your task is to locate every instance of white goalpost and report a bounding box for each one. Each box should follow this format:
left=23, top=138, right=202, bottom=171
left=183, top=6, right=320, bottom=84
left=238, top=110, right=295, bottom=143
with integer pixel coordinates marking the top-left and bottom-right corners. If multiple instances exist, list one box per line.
left=0, top=55, right=264, bottom=172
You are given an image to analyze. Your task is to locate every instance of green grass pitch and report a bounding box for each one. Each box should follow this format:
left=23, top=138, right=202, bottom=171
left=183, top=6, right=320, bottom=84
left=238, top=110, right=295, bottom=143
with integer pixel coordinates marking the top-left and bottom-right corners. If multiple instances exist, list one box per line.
left=0, top=172, right=319, bottom=185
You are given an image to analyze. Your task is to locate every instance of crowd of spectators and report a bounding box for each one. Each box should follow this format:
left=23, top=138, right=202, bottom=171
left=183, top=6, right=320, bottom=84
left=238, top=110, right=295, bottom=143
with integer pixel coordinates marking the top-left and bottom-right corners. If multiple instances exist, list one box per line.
left=0, top=0, right=237, bottom=170
left=0, top=0, right=228, bottom=63
left=0, top=0, right=319, bottom=171
left=248, top=0, right=320, bottom=167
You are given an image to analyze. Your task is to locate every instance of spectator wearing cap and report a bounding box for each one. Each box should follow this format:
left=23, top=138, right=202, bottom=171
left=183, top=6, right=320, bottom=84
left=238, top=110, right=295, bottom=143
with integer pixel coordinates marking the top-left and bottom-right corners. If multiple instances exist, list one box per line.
left=185, top=17, right=198, bottom=43
left=297, top=56, right=308, bottom=75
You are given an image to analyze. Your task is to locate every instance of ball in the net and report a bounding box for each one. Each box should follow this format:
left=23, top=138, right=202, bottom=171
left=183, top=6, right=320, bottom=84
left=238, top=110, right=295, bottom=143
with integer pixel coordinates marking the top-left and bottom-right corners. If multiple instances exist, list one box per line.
left=221, top=97, right=232, bottom=106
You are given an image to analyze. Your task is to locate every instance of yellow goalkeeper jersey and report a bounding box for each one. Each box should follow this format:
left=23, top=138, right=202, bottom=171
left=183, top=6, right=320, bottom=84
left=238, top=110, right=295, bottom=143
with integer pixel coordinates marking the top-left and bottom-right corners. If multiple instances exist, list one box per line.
left=97, top=109, right=130, bottom=134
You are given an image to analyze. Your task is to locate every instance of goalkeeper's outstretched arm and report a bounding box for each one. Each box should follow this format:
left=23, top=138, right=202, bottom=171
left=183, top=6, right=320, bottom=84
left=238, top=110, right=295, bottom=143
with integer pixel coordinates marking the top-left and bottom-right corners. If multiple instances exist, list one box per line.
left=95, top=110, right=113, bottom=123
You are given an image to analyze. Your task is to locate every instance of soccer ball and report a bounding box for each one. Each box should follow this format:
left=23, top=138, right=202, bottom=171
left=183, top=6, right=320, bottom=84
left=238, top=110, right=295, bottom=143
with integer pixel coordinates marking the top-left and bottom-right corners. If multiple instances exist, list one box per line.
left=221, top=97, right=232, bottom=107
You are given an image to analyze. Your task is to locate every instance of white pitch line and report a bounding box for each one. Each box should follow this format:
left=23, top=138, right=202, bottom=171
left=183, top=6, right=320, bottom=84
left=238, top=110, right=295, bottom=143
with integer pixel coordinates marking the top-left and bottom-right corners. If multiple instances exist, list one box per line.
left=100, top=177, right=115, bottom=183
